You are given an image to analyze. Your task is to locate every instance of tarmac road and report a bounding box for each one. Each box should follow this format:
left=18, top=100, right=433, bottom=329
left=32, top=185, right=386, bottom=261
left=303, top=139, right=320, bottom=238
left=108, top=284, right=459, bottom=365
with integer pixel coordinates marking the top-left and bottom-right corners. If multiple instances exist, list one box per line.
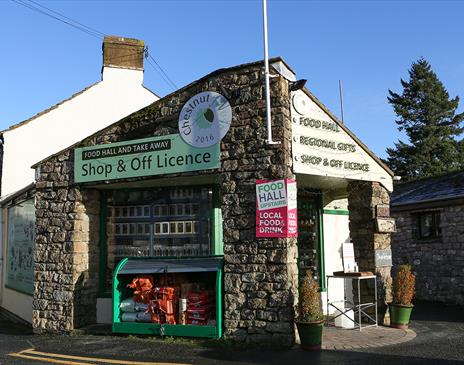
left=1, top=301, right=464, bottom=365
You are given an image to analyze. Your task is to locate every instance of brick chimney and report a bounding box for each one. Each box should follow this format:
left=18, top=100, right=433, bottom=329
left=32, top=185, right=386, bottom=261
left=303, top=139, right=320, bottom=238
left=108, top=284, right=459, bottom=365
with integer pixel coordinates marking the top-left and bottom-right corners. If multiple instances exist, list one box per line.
left=102, top=35, right=145, bottom=71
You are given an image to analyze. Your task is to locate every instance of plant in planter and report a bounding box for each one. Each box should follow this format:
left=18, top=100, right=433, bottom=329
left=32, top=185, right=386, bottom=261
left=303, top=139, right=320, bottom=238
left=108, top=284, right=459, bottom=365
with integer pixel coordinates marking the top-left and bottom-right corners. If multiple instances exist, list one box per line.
left=389, top=264, right=416, bottom=329
left=295, top=270, right=324, bottom=350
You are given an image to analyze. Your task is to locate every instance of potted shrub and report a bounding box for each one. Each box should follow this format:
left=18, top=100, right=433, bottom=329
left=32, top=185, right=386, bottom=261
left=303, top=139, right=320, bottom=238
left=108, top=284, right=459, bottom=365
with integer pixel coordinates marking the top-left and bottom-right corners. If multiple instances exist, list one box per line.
left=295, top=270, right=324, bottom=350
left=389, top=264, right=416, bottom=329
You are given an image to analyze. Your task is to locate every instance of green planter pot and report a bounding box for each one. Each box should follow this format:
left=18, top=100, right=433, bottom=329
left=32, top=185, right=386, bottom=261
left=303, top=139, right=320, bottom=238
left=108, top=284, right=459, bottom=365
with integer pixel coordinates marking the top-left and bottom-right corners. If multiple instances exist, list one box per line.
left=296, top=320, right=324, bottom=350
left=389, top=303, right=413, bottom=329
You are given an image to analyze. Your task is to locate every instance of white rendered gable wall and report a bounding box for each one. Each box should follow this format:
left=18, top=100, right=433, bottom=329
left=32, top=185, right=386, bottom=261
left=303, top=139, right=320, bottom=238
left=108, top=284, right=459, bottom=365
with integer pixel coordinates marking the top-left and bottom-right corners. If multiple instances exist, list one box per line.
left=291, top=90, right=393, bottom=192
left=2, top=67, right=157, bottom=197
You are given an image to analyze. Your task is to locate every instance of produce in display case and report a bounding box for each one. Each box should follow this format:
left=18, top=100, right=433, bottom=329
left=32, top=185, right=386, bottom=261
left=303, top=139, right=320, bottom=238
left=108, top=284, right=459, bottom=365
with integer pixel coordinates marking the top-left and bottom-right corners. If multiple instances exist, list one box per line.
left=118, top=275, right=217, bottom=327
left=113, top=257, right=223, bottom=338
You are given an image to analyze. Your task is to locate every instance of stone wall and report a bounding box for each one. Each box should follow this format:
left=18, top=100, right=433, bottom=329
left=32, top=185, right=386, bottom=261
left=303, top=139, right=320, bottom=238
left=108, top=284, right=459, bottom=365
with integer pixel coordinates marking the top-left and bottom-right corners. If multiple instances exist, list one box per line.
left=33, top=60, right=298, bottom=344
left=347, top=181, right=392, bottom=320
left=220, top=73, right=297, bottom=346
left=33, top=158, right=100, bottom=332
left=392, top=204, right=464, bottom=304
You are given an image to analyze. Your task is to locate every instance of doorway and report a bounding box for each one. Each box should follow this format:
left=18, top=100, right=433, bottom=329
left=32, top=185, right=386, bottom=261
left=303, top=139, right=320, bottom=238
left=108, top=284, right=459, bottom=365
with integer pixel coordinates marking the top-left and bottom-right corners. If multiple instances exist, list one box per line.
left=297, top=189, right=325, bottom=289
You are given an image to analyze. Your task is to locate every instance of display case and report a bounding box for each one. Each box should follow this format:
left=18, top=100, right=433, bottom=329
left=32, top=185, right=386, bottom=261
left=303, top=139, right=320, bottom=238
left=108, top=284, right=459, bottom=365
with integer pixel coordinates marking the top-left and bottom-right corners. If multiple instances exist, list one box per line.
left=112, top=256, right=223, bottom=338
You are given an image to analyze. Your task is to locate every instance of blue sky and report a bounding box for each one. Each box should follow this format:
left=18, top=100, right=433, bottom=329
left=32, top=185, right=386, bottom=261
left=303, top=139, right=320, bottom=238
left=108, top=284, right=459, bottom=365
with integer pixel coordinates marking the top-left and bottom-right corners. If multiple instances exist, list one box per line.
left=1, top=0, right=463, bottom=158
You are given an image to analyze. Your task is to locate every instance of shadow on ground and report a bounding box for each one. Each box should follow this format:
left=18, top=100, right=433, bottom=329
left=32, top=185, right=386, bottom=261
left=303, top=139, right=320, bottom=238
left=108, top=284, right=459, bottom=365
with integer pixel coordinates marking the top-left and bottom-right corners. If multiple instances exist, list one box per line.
left=198, top=348, right=464, bottom=365
left=411, top=301, right=464, bottom=323
left=0, top=312, right=33, bottom=335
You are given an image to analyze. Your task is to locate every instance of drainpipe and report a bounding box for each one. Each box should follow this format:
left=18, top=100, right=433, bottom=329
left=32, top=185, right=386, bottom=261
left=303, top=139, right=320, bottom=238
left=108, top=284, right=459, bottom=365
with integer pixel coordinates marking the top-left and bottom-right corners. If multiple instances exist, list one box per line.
left=262, top=0, right=279, bottom=145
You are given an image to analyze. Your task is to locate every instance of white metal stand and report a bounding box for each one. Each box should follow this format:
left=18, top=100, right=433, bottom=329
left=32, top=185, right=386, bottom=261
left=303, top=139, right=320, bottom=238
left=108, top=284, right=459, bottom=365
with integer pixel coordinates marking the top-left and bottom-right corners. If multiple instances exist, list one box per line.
left=326, top=275, right=378, bottom=331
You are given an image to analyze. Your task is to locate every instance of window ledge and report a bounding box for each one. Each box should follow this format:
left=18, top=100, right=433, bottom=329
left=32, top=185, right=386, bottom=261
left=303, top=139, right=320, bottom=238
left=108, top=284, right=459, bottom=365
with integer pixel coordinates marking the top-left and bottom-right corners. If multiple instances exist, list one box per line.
left=414, top=238, right=443, bottom=244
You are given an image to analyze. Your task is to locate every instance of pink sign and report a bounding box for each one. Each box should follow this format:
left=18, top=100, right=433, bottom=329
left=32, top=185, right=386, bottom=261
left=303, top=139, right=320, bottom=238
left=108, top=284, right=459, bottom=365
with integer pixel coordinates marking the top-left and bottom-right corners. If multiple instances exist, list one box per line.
left=256, top=179, right=298, bottom=238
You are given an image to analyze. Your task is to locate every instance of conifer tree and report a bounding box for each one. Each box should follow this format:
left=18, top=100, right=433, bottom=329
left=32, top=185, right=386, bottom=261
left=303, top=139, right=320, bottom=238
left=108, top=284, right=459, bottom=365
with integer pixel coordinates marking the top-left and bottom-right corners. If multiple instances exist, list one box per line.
left=386, top=58, right=464, bottom=181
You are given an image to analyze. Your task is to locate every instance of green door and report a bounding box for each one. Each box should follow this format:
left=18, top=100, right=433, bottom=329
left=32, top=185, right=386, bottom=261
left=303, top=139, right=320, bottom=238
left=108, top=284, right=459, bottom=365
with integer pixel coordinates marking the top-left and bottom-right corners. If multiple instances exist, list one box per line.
left=297, top=190, right=324, bottom=289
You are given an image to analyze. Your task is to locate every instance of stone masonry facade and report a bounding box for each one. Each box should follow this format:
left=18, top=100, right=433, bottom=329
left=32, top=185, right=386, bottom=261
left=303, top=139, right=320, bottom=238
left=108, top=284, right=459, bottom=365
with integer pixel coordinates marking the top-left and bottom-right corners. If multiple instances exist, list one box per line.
left=33, top=60, right=299, bottom=345
left=392, top=204, right=464, bottom=304
left=348, top=181, right=392, bottom=321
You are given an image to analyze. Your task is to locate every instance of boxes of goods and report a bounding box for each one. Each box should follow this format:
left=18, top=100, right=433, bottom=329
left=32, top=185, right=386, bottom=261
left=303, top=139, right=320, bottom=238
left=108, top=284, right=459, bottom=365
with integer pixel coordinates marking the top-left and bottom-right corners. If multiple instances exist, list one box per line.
left=187, top=290, right=215, bottom=325
left=113, top=257, right=223, bottom=338
left=122, top=277, right=216, bottom=326
left=122, top=276, right=180, bottom=324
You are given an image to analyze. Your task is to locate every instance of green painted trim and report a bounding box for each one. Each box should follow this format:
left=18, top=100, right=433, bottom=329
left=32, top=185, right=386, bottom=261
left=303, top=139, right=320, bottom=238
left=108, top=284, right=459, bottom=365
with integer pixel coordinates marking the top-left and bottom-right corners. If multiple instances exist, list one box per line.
left=212, top=187, right=223, bottom=255
left=318, top=196, right=326, bottom=291
left=112, top=257, right=129, bottom=324
left=323, top=209, right=349, bottom=216
left=216, top=261, right=223, bottom=338
left=112, top=322, right=218, bottom=338
left=98, top=191, right=109, bottom=296
left=4, top=284, right=32, bottom=296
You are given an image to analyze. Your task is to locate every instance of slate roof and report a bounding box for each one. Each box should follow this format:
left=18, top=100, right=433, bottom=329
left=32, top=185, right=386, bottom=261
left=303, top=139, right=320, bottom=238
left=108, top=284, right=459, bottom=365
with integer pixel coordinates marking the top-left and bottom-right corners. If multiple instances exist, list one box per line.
left=391, top=171, right=464, bottom=206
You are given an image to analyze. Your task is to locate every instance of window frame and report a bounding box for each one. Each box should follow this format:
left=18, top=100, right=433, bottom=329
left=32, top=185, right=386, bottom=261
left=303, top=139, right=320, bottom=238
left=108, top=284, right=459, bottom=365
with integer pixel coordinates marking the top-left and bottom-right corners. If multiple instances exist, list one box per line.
left=98, top=185, right=222, bottom=297
left=414, top=210, right=442, bottom=241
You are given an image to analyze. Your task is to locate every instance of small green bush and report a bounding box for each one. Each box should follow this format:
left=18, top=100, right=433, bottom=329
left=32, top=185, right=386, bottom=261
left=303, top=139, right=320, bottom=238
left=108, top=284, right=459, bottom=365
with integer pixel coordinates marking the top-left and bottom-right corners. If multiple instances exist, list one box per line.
left=298, top=270, right=324, bottom=322
left=392, top=264, right=416, bottom=306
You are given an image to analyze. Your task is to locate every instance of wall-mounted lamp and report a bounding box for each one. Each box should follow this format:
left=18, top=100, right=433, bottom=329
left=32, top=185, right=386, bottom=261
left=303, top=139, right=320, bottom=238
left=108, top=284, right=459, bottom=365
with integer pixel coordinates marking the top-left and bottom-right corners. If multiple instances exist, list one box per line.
left=289, top=79, right=307, bottom=91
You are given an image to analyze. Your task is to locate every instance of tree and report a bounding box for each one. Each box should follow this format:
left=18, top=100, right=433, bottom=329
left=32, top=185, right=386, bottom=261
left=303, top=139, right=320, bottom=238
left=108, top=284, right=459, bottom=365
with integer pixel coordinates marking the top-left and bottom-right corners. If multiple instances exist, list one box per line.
left=386, top=58, right=464, bottom=181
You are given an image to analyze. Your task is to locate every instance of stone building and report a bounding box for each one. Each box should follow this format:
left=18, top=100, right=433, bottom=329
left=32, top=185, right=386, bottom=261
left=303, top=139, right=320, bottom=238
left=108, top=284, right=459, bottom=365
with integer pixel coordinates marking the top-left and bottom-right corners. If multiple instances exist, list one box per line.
left=31, top=57, right=394, bottom=345
left=392, top=171, right=464, bottom=305
left=0, top=36, right=158, bottom=323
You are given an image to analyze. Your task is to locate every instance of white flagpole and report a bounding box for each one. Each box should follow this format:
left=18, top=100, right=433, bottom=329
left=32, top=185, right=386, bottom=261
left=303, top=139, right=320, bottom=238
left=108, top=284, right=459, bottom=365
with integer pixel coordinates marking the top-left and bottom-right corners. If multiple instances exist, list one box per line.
left=263, top=0, right=279, bottom=145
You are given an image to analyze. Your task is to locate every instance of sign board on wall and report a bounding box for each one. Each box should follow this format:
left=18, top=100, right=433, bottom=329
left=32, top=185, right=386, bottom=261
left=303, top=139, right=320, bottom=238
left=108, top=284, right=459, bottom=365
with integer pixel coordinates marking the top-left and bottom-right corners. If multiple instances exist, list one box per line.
left=178, top=91, right=232, bottom=148
left=376, top=218, right=396, bottom=233
left=6, top=199, right=35, bottom=295
left=256, top=179, right=298, bottom=238
left=74, top=134, right=220, bottom=183
left=375, top=249, right=393, bottom=267
left=291, top=90, right=393, bottom=192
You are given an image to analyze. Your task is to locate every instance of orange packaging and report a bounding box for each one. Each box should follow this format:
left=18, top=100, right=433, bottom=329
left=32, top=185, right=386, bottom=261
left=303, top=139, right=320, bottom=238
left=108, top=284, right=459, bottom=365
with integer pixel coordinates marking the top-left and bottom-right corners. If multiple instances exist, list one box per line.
left=127, top=276, right=155, bottom=303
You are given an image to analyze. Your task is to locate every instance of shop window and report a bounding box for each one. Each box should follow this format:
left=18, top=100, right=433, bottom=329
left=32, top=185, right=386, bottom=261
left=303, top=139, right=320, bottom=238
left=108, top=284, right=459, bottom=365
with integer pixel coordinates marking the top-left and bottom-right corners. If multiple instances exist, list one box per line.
left=6, top=198, right=35, bottom=295
left=104, top=187, right=214, bottom=291
left=414, top=211, right=441, bottom=240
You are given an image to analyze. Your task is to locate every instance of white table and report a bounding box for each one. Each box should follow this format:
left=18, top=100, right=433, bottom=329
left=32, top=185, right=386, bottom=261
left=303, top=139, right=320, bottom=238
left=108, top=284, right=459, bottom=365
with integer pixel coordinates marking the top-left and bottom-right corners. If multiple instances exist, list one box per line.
left=326, top=274, right=378, bottom=331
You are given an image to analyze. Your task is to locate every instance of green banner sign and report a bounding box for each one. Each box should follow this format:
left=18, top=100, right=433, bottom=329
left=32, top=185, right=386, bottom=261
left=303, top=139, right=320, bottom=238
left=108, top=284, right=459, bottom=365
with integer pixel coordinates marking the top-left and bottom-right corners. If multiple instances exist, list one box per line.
left=74, top=134, right=220, bottom=183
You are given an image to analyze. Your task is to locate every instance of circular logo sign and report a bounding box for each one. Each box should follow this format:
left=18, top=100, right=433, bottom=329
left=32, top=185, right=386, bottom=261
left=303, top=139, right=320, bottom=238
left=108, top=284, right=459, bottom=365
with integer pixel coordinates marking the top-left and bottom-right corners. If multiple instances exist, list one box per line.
left=292, top=93, right=311, bottom=115
left=178, top=91, right=232, bottom=147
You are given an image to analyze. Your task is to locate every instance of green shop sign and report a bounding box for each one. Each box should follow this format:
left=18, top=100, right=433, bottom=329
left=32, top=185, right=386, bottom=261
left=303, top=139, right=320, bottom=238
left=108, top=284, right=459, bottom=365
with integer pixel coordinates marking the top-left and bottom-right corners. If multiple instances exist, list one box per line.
left=74, top=134, right=220, bottom=183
